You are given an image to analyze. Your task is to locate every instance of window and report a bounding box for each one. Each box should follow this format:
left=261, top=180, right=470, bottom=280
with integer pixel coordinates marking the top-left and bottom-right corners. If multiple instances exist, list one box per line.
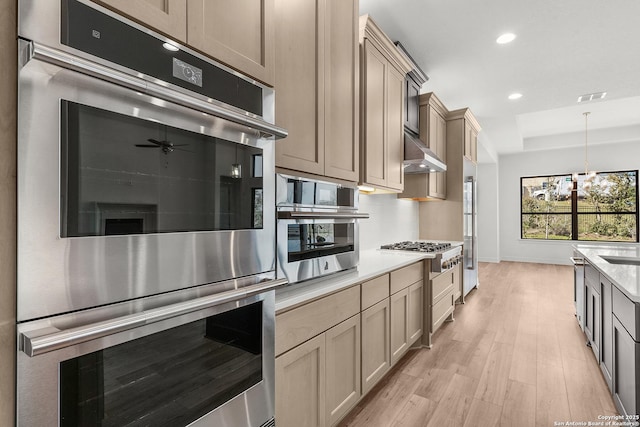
left=521, top=170, right=638, bottom=242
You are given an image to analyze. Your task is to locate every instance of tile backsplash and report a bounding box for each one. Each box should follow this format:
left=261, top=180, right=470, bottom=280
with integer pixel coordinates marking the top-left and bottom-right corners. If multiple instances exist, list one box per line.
left=358, top=194, right=419, bottom=251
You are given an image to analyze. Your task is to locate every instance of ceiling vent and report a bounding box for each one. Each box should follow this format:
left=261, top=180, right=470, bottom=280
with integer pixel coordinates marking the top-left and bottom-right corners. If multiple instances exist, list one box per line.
left=577, top=92, right=607, bottom=103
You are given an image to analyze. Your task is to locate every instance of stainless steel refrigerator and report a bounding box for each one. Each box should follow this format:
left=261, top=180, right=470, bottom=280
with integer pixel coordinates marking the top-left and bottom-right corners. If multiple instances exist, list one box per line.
left=463, top=162, right=478, bottom=295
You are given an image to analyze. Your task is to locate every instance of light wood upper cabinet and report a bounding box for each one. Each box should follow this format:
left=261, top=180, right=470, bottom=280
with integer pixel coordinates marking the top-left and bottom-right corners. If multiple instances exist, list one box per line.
left=92, top=0, right=274, bottom=85
left=92, top=0, right=187, bottom=41
left=359, top=15, right=412, bottom=192
left=275, top=0, right=359, bottom=182
left=276, top=334, right=326, bottom=427
left=188, top=0, right=274, bottom=86
left=464, top=119, right=479, bottom=163
left=398, top=92, right=448, bottom=200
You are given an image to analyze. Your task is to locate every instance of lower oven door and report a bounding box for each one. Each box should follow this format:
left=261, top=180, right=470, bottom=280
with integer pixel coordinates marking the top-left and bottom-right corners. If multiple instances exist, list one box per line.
left=277, top=215, right=360, bottom=283
left=17, top=279, right=284, bottom=427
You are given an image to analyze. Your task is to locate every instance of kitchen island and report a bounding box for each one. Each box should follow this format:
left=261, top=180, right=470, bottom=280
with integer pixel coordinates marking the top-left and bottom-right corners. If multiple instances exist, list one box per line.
left=574, top=244, right=640, bottom=419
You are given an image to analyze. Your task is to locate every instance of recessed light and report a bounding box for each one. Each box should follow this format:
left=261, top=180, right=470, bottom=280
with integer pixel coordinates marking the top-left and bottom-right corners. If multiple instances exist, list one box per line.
left=162, top=42, right=180, bottom=52
left=496, top=33, right=516, bottom=44
left=508, top=93, right=523, bottom=100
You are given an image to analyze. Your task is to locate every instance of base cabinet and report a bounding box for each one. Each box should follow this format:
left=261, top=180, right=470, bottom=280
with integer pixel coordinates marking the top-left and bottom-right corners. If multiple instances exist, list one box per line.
left=612, top=315, right=639, bottom=417
left=325, top=316, right=361, bottom=426
left=601, top=276, right=613, bottom=390
left=361, top=298, right=390, bottom=394
left=408, top=281, right=424, bottom=343
left=390, top=288, right=409, bottom=365
left=276, top=334, right=326, bottom=427
left=584, top=264, right=601, bottom=363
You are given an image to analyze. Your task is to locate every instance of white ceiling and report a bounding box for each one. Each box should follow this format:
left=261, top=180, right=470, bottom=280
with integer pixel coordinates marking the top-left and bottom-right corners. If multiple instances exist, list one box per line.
left=359, top=0, right=640, bottom=163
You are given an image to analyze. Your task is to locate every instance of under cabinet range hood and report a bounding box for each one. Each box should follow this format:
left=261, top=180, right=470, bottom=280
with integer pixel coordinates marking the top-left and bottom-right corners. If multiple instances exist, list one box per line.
left=403, top=132, right=447, bottom=173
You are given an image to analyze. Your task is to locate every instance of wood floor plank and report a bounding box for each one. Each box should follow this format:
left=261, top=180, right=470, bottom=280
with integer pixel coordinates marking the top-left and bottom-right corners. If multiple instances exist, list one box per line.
left=500, top=380, right=536, bottom=427
left=462, top=398, right=503, bottom=427
left=390, top=394, right=436, bottom=427
left=474, top=341, right=514, bottom=406
left=337, top=262, right=617, bottom=427
left=424, top=374, right=476, bottom=427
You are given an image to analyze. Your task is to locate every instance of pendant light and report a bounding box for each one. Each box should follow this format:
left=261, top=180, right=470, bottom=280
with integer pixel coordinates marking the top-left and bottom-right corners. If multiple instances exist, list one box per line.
left=572, top=112, right=596, bottom=189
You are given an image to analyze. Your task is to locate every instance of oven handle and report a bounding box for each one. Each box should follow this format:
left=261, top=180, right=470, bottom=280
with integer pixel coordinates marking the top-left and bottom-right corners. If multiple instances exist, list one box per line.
left=277, top=211, right=370, bottom=220
left=21, top=278, right=288, bottom=358
left=25, top=41, right=288, bottom=140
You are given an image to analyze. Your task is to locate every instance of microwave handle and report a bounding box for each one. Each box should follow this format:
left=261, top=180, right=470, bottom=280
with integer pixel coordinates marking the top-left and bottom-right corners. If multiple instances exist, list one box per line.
left=278, top=211, right=370, bottom=220
left=25, top=41, right=288, bottom=140
left=21, top=278, right=288, bottom=358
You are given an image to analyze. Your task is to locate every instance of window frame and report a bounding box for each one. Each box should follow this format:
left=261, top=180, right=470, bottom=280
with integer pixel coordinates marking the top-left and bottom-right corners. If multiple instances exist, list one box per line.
left=520, top=169, right=639, bottom=242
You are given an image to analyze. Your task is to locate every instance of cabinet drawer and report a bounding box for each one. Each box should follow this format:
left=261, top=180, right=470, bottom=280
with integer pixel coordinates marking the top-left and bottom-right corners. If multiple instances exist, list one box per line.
left=432, top=270, right=454, bottom=303
left=585, top=261, right=600, bottom=290
left=362, top=274, right=390, bottom=310
left=432, top=285, right=454, bottom=331
left=276, top=286, right=360, bottom=356
left=612, top=285, right=640, bottom=341
left=390, top=262, right=423, bottom=294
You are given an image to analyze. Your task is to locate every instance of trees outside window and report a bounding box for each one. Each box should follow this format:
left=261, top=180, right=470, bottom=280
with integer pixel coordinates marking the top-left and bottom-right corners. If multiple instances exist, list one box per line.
left=521, top=170, right=638, bottom=242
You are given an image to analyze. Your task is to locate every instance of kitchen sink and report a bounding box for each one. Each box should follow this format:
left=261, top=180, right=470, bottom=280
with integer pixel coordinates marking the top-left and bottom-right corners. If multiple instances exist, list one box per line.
left=601, top=255, right=640, bottom=266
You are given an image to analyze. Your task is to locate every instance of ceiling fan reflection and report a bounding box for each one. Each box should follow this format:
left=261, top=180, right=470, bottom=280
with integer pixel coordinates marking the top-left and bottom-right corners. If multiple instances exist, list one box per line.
left=135, top=138, right=191, bottom=154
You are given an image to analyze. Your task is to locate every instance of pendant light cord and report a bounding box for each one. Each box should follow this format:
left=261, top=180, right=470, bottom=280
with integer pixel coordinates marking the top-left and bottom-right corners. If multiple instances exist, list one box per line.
left=584, top=112, right=590, bottom=175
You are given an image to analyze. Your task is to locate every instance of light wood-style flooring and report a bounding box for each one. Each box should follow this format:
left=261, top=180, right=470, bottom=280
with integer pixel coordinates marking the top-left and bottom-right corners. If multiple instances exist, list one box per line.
left=339, top=261, right=617, bottom=427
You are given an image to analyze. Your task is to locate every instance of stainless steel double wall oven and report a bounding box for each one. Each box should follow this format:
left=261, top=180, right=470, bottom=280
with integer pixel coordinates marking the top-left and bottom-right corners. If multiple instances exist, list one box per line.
left=17, top=1, right=287, bottom=426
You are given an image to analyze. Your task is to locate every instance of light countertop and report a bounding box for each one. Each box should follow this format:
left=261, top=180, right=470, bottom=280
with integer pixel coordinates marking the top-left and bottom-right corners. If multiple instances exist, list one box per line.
left=275, top=241, right=463, bottom=313
left=575, top=244, right=640, bottom=303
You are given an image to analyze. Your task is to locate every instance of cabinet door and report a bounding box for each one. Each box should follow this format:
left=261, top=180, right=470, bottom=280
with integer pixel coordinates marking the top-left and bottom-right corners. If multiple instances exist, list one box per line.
left=276, top=334, right=326, bottom=427
left=464, top=122, right=472, bottom=160
left=585, top=283, right=594, bottom=344
left=386, top=65, right=405, bottom=191
left=612, top=315, right=639, bottom=417
left=326, top=315, right=361, bottom=426
left=390, top=288, right=409, bottom=365
left=324, top=0, right=359, bottom=182
left=188, top=0, right=274, bottom=86
left=405, top=78, right=420, bottom=135
left=93, top=0, right=187, bottom=41
left=273, top=0, right=324, bottom=175
left=362, top=40, right=387, bottom=188
left=361, top=298, right=390, bottom=394
left=470, top=127, right=478, bottom=163
left=592, top=289, right=601, bottom=362
left=429, top=112, right=446, bottom=199
left=601, top=277, right=613, bottom=391
left=408, top=281, right=424, bottom=344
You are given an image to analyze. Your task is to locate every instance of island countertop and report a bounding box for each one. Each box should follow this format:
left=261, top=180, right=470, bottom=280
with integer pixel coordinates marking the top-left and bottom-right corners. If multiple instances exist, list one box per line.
left=574, top=244, right=640, bottom=303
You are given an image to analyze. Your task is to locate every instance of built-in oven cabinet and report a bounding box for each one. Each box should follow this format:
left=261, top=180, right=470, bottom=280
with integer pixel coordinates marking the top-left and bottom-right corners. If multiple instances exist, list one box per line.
left=359, top=15, right=412, bottom=192
left=274, top=0, right=359, bottom=182
left=91, top=0, right=275, bottom=86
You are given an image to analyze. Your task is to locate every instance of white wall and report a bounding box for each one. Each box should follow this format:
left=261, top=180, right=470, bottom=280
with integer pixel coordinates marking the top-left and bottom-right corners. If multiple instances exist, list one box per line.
left=477, top=162, right=500, bottom=262
left=358, top=193, right=419, bottom=250
left=498, top=140, right=640, bottom=265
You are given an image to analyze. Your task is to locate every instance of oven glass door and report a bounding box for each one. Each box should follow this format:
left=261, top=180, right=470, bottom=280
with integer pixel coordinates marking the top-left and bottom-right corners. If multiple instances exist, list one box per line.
left=286, top=222, right=355, bottom=262
left=61, top=101, right=264, bottom=237
left=59, top=301, right=263, bottom=426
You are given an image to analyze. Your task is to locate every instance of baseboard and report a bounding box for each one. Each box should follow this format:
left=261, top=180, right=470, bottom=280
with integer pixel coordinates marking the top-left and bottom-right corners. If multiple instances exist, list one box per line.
left=478, top=257, right=500, bottom=263
left=499, top=255, right=571, bottom=266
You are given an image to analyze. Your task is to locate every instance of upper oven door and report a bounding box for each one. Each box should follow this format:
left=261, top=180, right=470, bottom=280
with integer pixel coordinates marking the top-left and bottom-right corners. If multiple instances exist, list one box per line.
left=17, top=51, right=276, bottom=322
